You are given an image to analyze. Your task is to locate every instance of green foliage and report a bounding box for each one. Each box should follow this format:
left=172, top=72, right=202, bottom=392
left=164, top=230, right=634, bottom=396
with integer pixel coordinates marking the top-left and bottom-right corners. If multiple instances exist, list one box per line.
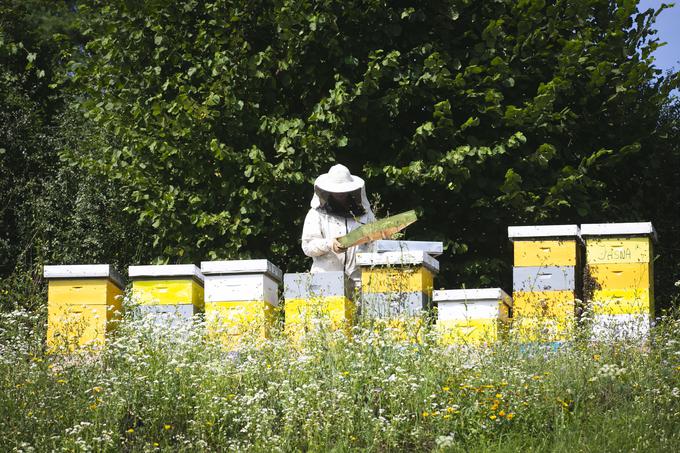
left=59, top=0, right=679, bottom=306
left=1, top=1, right=679, bottom=310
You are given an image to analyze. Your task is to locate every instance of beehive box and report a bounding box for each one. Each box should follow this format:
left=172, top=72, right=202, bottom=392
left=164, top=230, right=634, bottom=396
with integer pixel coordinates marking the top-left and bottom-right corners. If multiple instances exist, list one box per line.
left=581, top=222, right=656, bottom=339
left=434, top=288, right=512, bottom=344
left=129, top=265, right=204, bottom=325
left=44, top=265, right=124, bottom=350
left=284, top=272, right=355, bottom=339
left=508, top=225, right=581, bottom=342
left=201, top=259, right=282, bottom=346
left=357, top=251, right=439, bottom=319
left=373, top=240, right=444, bottom=257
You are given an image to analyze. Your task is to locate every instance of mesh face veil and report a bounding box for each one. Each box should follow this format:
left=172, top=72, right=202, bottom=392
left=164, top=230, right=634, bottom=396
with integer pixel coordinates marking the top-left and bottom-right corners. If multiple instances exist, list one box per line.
left=314, top=187, right=366, bottom=218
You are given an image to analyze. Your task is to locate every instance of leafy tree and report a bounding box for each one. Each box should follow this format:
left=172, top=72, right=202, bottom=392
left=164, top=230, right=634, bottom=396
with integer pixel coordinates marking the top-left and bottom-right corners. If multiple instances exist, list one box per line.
left=55, top=0, right=679, bottom=308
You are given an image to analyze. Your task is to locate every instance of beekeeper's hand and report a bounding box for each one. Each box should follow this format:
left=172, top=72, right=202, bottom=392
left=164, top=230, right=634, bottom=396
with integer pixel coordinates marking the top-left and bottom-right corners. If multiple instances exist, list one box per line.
left=332, top=238, right=347, bottom=254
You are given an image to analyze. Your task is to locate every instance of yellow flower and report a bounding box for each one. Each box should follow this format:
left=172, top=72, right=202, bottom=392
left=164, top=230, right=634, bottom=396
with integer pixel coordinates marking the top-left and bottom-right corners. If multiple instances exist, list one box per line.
left=92, top=386, right=103, bottom=393
left=531, top=375, right=541, bottom=381
left=57, top=379, right=67, bottom=384
left=126, top=428, right=134, bottom=434
left=442, top=386, right=450, bottom=392
left=489, top=415, right=497, bottom=420
left=593, top=354, right=601, bottom=361
left=507, top=412, right=515, bottom=420
left=350, top=436, right=357, bottom=441
left=342, top=371, right=350, bottom=376
left=422, top=411, right=430, bottom=417
left=164, top=424, right=172, bottom=430
left=443, top=414, right=451, bottom=419
left=153, top=442, right=159, bottom=447
left=495, top=393, right=502, bottom=399
left=89, top=403, right=97, bottom=410
left=498, top=410, right=506, bottom=417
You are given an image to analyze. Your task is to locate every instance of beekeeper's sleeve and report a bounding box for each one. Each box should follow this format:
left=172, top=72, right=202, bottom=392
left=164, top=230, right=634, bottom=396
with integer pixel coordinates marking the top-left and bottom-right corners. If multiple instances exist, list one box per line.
left=301, top=209, right=333, bottom=257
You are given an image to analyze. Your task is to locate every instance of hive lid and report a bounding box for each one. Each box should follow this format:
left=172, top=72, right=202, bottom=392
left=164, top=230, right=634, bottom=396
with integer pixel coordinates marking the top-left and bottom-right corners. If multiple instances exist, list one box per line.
left=580, top=222, right=657, bottom=241
left=43, top=264, right=125, bottom=289
left=373, top=240, right=443, bottom=257
left=433, top=288, right=512, bottom=306
left=128, top=264, right=204, bottom=283
left=356, top=251, right=439, bottom=273
left=508, top=224, right=580, bottom=241
left=200, top=259, right=283, bottom=282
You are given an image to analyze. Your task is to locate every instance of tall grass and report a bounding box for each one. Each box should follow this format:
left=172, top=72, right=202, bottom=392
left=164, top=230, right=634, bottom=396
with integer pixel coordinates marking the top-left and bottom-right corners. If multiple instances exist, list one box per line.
left=1, top=304, right=679, bottom=452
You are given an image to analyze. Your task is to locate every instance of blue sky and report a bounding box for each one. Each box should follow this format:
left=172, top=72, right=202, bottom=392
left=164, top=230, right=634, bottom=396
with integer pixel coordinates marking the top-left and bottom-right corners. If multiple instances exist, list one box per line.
left=639, top=0, right=680, bottom=73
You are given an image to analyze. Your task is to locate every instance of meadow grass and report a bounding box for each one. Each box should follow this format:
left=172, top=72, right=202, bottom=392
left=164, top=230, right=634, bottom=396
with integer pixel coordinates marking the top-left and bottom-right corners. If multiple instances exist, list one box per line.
left=0, top=306, right=679, bottom=452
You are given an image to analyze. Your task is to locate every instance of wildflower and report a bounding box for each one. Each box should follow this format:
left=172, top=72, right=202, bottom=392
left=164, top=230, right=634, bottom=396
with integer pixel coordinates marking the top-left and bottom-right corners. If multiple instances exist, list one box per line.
left=342, top=371, right=349, bottom=376
left=531, top=375, right=541, bottom=381
left=57, top=379, right=67, bottom=384
left=442, top=386, right=450, bottom=392
left=164, top=424, right=172, bottom=430
left=495, top=393, right=502, bottom=399
left=593, top=354, right=601, bottom=361
left=489, top=415, right=497, bottom=420
left=498, top=410, right=506, bottom=417
left=507, top=413, right=515, bottom=420
left=443, top=414, right=451, bottom=419
left=127, top=428, right=134, bottom=434
left=92, top=386, right=103, bottom=393
left=350, top=436, right=357, bottom=442
left=153, top=442, right=159, bottom=447
left=422, top=411, right=430, bottom=417
left=89, top=403, right=97, bottom=410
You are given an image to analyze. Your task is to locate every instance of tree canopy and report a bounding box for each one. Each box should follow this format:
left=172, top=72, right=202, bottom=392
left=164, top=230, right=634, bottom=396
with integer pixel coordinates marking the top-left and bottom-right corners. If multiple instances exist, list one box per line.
left=2, top=0, right=679, bottom=309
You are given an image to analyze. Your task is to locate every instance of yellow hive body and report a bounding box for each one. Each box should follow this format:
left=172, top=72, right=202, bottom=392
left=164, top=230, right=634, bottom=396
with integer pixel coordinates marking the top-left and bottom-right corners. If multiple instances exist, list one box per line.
left=46, top=274, right=123, bottom=351
left=205, top=300, right=275, bottom=347
left=361, top=266, right=434, bottom=295
left=512, top=291, right=576, bottom=320
left=511, top=317, right=576, bottom=342
left=513, top=240, right=578, bottom=267
left=437, top=318, right=503, bottom=345
left=590, top=289, right=652, bottom=315
left=131, top=279, right=204, bottom=309
left=587, top=263, right=651, bottom=289
left=585, top=237, right=651, bottom=264
left=284, top=296, right=355, bottom=339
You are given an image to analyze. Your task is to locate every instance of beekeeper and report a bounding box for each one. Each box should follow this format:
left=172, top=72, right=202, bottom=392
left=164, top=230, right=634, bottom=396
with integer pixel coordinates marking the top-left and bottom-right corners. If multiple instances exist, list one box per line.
left=301, top=164, right=376, bottom=282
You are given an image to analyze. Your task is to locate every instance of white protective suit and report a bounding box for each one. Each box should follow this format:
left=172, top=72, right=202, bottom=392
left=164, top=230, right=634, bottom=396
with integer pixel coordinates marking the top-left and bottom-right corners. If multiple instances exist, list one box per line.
left=301, top=170, right=376, bottom=281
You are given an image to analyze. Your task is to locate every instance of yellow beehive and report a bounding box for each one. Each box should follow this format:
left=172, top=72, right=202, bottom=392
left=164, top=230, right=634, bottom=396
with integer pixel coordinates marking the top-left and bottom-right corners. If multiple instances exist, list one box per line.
left=582, top=222, right=656, bottom=339
left=284, top=272, right=355, bottom=341
left=357, top=251, right=438, bottom=320
left=434, top=288, right=512, bottom=345
left=508, top=225, right=581, bottom=342
left=129, top=264, right=204, bottom=310
left=44, top=265, right=124, bottom=351
left=201, top=260, right=282, bottom=348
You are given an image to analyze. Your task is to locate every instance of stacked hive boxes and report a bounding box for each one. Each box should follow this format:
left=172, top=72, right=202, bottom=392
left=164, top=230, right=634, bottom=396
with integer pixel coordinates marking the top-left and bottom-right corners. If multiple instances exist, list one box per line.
left=44, top=265, right=124, bottom=350
left=129, top=265, right=204, bottom=327
left=357, top=251, right=439, bottom=318
left=434, top=288, right=512, bottom=344
left=581, top=222, right=656, bottom=339
left=201, top=260, right=282, bottom=346
left=284, top=271, right=355, bottom=338
left=508, top=225, right=581, bottom=342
